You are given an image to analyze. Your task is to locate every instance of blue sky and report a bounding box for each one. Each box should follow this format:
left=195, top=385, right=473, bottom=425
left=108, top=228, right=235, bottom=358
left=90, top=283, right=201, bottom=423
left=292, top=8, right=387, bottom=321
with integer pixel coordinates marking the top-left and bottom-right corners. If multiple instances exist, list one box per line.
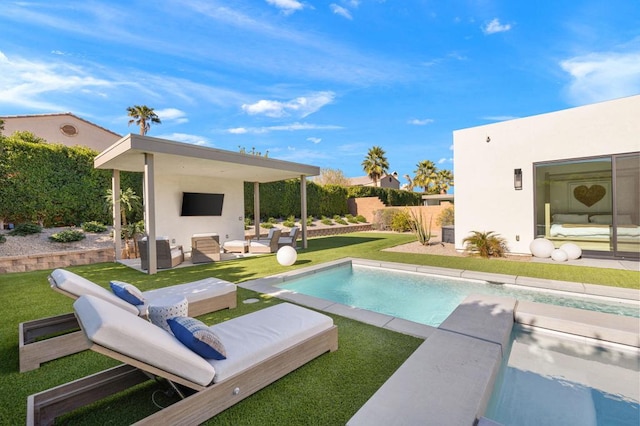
left=1, top=1, right=639, bottom=182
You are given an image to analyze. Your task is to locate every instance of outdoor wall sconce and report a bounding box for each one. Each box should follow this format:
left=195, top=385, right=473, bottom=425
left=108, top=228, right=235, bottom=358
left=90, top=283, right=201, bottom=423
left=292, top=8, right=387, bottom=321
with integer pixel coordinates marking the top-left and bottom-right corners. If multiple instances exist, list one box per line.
left=486, top=136, right=491, bottom=143
left=514, top=168, right=523, bottom=190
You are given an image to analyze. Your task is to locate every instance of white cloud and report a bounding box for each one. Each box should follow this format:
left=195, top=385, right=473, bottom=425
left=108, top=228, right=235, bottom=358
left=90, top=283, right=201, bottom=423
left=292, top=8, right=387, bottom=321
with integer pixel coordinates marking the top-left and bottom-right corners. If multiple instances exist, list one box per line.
left=408, top=118, right=434, bottom=125
left=156, top=132, right=211, bottom=146
left=242, top=91, right=335, bottom=118
left=330, top=4, right=352, bottom=20
left=307, top=137, right=322, bottom=144
left=0, top=51, right=114, bottom=110
left=266, top=0, right=304, bottom=15
left=226, top=122, right=342, bottom=134
left=438, top=157, right=452, bottom=164
left=561, top=51, right=640, bottom=105
left=155, top=108, right=188, bottom=124
left=482, top=18, right=512, bottom=35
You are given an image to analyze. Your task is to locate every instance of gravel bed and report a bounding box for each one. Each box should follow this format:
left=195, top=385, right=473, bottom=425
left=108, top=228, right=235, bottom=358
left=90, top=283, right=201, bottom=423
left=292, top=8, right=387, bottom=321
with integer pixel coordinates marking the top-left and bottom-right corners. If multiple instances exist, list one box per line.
left=0, top=227, right=114, bottom=258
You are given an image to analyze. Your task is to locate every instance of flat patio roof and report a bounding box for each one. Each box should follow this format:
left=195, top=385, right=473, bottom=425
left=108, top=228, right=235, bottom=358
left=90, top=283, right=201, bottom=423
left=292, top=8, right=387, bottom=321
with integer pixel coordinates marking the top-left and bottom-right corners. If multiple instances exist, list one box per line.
left=94, top=134, right=319, bottom=182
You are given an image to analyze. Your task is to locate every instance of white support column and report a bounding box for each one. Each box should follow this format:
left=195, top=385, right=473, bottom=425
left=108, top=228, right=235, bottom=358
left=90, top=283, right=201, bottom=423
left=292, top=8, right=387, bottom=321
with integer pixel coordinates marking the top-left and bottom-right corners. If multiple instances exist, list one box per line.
left=144, top=153, right=157, bottom=275
left=254, top=182, right=260, bottom=239
left=112, top=170, right=122, bottom=260
left=300, top=175, right=308, bottom=249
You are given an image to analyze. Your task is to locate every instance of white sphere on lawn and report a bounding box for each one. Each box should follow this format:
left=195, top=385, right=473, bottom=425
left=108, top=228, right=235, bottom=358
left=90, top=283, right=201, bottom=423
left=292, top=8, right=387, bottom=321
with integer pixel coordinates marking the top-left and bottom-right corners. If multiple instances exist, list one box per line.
left=276, top=246, right=297, bottom=266
left=551, top=249, right=568, bottom=262
left=529, top=238, right=555, bottom=258
left=560, top=243, right=582, bottom=260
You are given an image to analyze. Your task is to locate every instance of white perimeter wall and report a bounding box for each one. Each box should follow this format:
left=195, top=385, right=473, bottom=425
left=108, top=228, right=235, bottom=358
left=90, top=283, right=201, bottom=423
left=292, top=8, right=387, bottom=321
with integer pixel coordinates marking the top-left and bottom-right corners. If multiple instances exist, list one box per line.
left=453, top=95, right=640, bottom=254
left=154, top=174, right=245, bottom=252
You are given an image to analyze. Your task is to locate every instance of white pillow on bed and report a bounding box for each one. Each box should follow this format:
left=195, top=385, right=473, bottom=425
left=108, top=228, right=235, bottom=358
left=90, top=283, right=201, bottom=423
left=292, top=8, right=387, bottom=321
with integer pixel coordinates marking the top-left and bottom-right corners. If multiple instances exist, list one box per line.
left=589, top=214, right=612, bottom=224
left=552, top=213, right=589, bottom=224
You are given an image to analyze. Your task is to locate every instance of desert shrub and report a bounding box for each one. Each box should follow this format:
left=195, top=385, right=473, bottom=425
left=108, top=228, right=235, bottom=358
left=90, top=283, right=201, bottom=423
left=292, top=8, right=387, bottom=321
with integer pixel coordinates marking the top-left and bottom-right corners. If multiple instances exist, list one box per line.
left=49, top=229, right=86, bottom=243
left=390, top=210, right=413, bottom=232
left=333, top=215, right=348, bottom=225
left=267, top=217, right=278, bottom=224
left=307, top=215, right=315, bottom=226
left=0, top=234, right=6, bottom=244
left=244, top=218, right=252, bottom=230
left=82, top=221, right=107, bottom=233
left=409, top=210, right=433, bottom=245
left=436, top=206, right=454, bottom=227
left=356, top=215, right=367, bottom=223
left=372, top=209, right=396, bottom=230
left=463, top=231, right=508, bottom=258
left=8, top=223, right=42, bottom=236
left=261, top=222, right=275, bottom=229
left=283, top=215, right=296, bottom=227
left=320, top=216, right=334, bottom=226
left=346, top=216, right=358, bottom=223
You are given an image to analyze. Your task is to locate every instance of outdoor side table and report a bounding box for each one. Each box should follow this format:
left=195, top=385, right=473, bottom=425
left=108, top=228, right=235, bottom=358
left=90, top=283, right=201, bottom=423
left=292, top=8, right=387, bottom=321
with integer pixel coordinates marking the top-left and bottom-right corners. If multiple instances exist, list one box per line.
left=148, top=295, right=188, bottom=332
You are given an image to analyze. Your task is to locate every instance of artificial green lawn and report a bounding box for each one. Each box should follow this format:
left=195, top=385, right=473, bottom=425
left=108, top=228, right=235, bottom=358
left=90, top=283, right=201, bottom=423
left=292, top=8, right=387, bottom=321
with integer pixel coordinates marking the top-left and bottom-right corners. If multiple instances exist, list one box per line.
left=1, top=233, right=638, bottom=425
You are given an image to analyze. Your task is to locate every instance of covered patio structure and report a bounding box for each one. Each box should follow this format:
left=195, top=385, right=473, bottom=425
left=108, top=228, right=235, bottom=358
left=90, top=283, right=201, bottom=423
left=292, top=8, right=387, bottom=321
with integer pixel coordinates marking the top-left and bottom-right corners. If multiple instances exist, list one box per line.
left=94, top=134, right=319, bottom=274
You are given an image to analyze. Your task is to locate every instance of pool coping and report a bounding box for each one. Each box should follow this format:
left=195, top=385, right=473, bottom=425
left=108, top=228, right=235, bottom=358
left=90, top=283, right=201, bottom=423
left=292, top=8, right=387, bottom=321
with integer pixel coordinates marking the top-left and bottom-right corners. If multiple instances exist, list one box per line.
left=238, top=258, right=640, bottom=425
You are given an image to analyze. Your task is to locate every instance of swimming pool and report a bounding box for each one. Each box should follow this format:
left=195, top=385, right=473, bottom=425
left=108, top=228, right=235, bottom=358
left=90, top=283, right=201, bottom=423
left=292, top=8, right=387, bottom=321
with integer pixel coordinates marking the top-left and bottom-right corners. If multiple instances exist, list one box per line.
left=485, top=325, right=640, bottom=425
left=278, top=263, right=639, bottom=327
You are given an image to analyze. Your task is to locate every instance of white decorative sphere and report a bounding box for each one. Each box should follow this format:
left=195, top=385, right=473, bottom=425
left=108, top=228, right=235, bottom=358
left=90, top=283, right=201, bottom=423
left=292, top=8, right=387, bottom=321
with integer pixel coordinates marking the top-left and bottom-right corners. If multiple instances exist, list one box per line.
left=276, top=246, right=297, bottom=266
left=560, top=243, right=582, bottom=260
left=529, top=238, right=555, bottom=258
left=551, top=249, right=568, bottom=262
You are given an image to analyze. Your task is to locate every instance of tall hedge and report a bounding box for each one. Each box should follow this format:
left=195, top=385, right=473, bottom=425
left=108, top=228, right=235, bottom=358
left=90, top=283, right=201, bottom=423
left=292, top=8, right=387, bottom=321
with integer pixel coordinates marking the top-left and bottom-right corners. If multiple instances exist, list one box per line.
left=0, top=136, right=142, bottom=227
left=244, top=180, right=348, bottom=219
left=244, top=180, right=421, bottom=219
left=346, top=186, right=422, bottom=206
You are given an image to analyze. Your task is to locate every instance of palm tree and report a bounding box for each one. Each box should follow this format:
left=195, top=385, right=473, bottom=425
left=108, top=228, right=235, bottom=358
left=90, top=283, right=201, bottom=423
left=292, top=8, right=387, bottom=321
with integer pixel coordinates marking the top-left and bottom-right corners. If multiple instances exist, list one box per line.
left=127, top=105, right=161, bottom=135
left=434, top=169, right=454, bottom=194
left=361, top=146, right=389, bottom=187
left=105, top=187, right=141, bottom=226
left=413, top=160, right=437, bottom=193
left=403, top=173, right=415, bottom=191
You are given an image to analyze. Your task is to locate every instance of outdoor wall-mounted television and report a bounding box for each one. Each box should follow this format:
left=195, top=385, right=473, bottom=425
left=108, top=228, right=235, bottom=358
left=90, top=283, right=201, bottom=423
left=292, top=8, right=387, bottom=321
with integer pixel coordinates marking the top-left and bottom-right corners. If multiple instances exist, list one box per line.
left=181, top=192, right=224, bottom=216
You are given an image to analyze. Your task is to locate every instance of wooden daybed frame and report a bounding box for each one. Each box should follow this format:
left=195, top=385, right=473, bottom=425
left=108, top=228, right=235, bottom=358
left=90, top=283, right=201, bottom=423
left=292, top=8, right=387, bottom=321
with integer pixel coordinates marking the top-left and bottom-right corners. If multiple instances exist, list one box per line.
left=27, top=301, right=338, bottom=425
left=19, top=273, right=237, bottom=372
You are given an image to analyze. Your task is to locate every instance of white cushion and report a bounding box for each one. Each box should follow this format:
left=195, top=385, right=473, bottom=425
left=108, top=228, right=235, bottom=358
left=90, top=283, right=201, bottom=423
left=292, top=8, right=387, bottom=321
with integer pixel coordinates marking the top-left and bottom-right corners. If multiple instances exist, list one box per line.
left=50, top=269, right=138, bottom=314
left=207, top=302, right=334, bottom=382
left=552, top=213, right=589, bottom=224
left=142, top=278, right=236, bottom=307
left=74, top=295, right=216, bottom=387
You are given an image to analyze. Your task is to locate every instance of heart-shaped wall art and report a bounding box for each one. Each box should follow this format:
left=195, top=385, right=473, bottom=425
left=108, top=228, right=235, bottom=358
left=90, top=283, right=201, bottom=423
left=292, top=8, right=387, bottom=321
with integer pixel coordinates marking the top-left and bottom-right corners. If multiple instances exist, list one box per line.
left=573, top=184, right=606, bottom=207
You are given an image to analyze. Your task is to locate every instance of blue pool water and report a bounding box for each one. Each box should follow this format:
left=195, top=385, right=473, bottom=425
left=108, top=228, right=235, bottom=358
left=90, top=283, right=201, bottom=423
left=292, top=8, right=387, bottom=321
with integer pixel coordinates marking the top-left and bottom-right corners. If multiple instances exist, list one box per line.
left=486, top=325, right=640, bottom=426
left=278, top=263, right=639, bottom=327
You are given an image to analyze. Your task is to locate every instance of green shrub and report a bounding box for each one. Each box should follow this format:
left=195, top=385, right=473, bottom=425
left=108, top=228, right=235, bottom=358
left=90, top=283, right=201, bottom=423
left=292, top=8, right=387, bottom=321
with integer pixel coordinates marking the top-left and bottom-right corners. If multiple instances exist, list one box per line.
left=463, top=231, right=508, bottom=258
left=282, top=215, right=296, bottom=227
left=49, top=229, right=86, bottom=243
left=244, top=218, right=252, bottom=230
left=0, top=234, right=6, bottom=244
left=390, top=210, right=413, bottom=232
left=267, top=217, right=278, bottom=224
left=82, top=221, right=107, bottom=233
left=307, top=215, right=315, bottom=227
left=261, top=222, right=275, bottom=229
left=436, top=206, right=455, bottom=227
left=320, top=216, right=334, bottom=226
left=356, top=215, right=367, bottom=223
left=347, top=216, right=358, bottom=223
left=335, top=217, right=348, bottom=225
left=8, top=223, right=42, bottom=236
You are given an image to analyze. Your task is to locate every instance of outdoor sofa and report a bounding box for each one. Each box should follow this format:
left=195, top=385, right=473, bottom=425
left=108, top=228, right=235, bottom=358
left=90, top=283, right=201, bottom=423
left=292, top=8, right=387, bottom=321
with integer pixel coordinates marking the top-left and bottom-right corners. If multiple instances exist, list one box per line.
left=248, top=228, right=282, bottom=253
left=18, top=269, right=237, bottom=372
left=278, top=226, right=300, bottom=248
left=27, top=294, right=338, bottom=425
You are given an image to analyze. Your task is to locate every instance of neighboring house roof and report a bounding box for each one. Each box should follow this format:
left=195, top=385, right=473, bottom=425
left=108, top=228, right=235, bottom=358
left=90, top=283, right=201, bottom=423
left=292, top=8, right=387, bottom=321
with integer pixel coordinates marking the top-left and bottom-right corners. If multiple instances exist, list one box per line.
left=0, top=112, right=121, bottom=152
left=348, top=174, right=400, bottom=188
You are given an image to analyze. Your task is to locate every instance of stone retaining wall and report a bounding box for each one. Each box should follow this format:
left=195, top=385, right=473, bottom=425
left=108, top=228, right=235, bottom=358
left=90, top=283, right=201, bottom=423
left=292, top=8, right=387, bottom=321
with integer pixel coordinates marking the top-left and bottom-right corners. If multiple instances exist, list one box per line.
left=0, top=248, right=115, bottom=274
left=306, top=224, right=372, bottom=238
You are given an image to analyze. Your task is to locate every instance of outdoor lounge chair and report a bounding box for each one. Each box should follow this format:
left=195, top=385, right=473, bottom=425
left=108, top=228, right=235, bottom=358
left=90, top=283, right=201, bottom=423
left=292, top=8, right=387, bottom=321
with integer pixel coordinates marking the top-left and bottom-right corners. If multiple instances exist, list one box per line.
left=138, top=237, right=184, bottom=270
left=27, top=294, right=338, bottom=425
left=249, top=228, right=282, bottom=254
left=278, top=226, right=300, bottom=248
left=18, top=269, right=237, bottom=372
left=191, top=233, right=221, bottom=263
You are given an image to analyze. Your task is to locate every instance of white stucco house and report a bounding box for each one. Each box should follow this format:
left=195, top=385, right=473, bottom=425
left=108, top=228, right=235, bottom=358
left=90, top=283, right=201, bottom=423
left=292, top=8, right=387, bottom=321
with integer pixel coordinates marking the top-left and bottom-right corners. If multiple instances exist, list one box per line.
left=453, top=95, right=640, bottom=260
left=1, top=113, right=121, bottom=151
left=95, top=134, right=319, bottom=273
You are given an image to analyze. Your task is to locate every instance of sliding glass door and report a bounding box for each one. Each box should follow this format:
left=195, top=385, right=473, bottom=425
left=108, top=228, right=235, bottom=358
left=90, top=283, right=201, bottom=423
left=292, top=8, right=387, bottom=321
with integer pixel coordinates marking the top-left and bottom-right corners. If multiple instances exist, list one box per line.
left=614, top=153, right=640, bottom=259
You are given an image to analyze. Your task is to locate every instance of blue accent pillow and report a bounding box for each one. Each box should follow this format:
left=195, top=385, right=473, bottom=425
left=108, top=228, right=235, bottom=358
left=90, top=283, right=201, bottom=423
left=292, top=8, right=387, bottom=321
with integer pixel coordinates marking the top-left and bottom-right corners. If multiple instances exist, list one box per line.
left=110, top=281, right=145, bottom=305
left=167, top=317, right=227, bottom=360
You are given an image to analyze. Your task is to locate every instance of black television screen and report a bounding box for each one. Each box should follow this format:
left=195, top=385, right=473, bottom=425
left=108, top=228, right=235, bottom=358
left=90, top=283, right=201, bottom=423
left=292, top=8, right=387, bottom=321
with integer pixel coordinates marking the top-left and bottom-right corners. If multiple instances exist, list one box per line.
left=181, top=192, right=224, bottom=216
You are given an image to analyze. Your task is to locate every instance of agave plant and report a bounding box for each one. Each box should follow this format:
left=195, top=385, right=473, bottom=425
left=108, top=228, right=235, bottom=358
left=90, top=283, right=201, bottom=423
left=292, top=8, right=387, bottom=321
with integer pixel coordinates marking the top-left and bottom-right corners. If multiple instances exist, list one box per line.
left=462, top=231, right=508, bottom=258
left=409, top=209, right=433, bottom=246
